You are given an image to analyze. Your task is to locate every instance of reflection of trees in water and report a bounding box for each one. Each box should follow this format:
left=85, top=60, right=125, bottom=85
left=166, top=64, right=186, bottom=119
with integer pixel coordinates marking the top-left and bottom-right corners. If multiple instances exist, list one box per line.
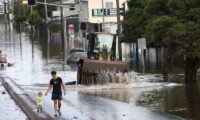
left=186, top=84, right=200, bottom=120
left=28, top=27, right=63, bottom=59
left=136, top=85, right=200, bottom=120
left=79, top=90, right=130, bottom=103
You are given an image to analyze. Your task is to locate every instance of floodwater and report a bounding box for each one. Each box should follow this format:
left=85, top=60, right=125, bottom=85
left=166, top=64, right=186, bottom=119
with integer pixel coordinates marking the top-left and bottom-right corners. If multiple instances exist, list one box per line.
left=0, top=23, right=199, bottom=120
left=0, top=23, right=77, bottom=85
left=82, top=82, right=200, bottom=120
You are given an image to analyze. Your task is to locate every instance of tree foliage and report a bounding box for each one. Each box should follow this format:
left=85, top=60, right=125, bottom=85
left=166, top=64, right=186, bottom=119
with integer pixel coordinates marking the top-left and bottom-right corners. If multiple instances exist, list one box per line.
left=28, top=11, right=41, bottom=25
left=33, top=0, right=57, bottom=19
left=123, top=0, right=200, bottom=81
left=13, top=3, right=30, bottom=23
left=47, top=22, right=61, bottom=32
left=13, top=0, right=58, bottom=23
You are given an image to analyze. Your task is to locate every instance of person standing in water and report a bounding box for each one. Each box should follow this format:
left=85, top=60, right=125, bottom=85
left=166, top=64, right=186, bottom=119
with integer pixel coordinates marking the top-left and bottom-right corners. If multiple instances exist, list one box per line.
left=36, top=92, right=43, bottom=112
left=45, top=71, right=66, bottom=117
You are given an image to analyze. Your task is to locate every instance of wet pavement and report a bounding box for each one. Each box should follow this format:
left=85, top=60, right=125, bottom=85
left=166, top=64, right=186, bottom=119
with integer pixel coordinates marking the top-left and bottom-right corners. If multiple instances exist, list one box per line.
left=0, top=83, right=27, bottom=120
left=25, top=88, right=184, bottom=120
left=0, top=23, right=199, bottom=120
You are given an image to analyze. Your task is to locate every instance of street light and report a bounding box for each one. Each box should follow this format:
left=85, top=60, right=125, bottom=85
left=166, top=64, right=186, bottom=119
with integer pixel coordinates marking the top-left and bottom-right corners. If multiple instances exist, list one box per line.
left=102, top=0, right=105, bottom=31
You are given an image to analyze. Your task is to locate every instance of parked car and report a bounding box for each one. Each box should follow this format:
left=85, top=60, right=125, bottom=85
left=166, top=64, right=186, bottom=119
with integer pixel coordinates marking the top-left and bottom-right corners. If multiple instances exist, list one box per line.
left=67, top=52, right=87, bottom=64
left=69, top=48, right=84, bottom=54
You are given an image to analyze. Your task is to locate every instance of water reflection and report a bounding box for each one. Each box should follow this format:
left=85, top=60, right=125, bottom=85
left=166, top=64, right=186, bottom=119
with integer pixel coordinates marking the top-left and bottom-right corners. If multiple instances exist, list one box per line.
left=1, top=23, right=200, bottom=120
left=185, top=84, right=200, bottom=120
left=0, top=23, right=77, bottom=85
left=79, top=82, right=200, bottom=120
left=79, top=87, right=159, bottom=106
left=137, top=84, right=200, bottom=120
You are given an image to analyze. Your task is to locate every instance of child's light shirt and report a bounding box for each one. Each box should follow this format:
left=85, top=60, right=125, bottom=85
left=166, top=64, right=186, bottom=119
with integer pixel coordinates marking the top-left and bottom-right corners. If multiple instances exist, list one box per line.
left=36, top=96, right=43, bottom=106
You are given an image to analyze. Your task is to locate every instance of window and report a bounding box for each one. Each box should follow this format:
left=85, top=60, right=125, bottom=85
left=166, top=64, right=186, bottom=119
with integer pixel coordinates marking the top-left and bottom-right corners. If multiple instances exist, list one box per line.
left=95, top=34, right=114, bottom=51
left=105, top=2, right=113, bottom=9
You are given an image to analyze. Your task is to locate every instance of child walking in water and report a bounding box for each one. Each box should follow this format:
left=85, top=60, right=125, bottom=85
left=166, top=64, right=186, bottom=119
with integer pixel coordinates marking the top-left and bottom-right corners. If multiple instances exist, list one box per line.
left=36, top=92, right=43, bottom=112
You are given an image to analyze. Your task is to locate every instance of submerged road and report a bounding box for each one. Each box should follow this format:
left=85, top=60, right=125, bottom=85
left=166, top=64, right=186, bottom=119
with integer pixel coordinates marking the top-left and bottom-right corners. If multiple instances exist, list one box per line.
left=0, top=22, right=191, bottom=120
left=26, top=89, right=184, bottom=120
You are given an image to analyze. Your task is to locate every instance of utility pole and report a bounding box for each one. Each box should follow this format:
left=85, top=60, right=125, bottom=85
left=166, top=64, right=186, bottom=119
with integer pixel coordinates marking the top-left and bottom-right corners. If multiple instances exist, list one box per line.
left=44, top=0, right=48, bottom=24
left=102, top=0, right=105, bottom=32
left=4, top=0, right=7, bottom=23
left=7, top=0, right=10, bottom=24
left=44, top=0, right=50, bottom=61
left=60, top=0, right=65, bottom=54
left=18, top=0, right=20, bottom=16
left=78, top=0, right=85, bottom=50
left=30, top=6, right=33, bottom=14
left=116, top=0, right=122, bottom=60
left=4, top=0, right=7, bottom=40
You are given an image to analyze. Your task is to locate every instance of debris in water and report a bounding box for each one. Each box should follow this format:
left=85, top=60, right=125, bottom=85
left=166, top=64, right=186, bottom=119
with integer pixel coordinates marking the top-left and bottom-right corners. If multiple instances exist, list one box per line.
left=7, top=63, right=15, bottom=67
left=73, top=116, right=78, bottom=119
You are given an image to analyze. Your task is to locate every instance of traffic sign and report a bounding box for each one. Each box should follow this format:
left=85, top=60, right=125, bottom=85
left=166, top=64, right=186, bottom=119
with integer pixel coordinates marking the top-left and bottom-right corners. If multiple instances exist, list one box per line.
left=92, top=8, right=117, bottom=17
left=0, top=4, right=4, bottom=14
left=137, top=38, right=147, bottom=49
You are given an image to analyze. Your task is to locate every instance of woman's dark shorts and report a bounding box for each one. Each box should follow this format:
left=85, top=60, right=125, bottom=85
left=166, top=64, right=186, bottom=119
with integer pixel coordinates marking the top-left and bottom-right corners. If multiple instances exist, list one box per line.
left=51, top=93, right=62, bottom=100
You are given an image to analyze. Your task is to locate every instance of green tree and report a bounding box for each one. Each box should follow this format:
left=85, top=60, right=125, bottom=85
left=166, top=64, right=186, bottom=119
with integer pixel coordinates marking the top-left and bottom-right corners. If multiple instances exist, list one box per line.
left=33, top=0, right=57, bottom=20
left=13, top=3, right=30, bottom=23
left=124, top=0, right=200, bottom=82
left=122, top=0, right=147, bottom=42
left=166, top=22, right=200, bottom=82
left=28, top=11, right=41, bottom=26
left=47, top=22, right=61, bottom=32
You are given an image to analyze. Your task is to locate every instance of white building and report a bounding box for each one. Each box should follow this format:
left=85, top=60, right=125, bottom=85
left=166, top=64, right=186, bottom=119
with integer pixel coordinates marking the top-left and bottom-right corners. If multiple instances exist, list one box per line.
left=55, top=0, right=127, bottom=33
left=87, top=0, right=126, bottom=33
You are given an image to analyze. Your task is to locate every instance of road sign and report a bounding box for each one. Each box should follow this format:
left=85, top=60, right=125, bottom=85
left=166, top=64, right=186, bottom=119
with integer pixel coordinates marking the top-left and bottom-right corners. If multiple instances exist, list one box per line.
left=0, top=4, right=4, bottom=14
left=137, top=38, right=146, bottom=50
left=52, top=11, right=61, bottom=17
left=92, top=8, right=117, bottom=17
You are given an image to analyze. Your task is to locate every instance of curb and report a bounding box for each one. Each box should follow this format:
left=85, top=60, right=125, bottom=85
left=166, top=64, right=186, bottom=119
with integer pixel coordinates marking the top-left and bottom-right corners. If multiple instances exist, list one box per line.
left=0, top=77, right=54, bottom=120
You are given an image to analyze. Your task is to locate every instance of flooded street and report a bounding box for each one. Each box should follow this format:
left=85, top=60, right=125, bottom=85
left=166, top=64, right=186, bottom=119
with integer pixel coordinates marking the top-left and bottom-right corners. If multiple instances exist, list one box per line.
left=0, top=23, right=77, bottom=85
left=0, top=23, right=199, bottom=120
